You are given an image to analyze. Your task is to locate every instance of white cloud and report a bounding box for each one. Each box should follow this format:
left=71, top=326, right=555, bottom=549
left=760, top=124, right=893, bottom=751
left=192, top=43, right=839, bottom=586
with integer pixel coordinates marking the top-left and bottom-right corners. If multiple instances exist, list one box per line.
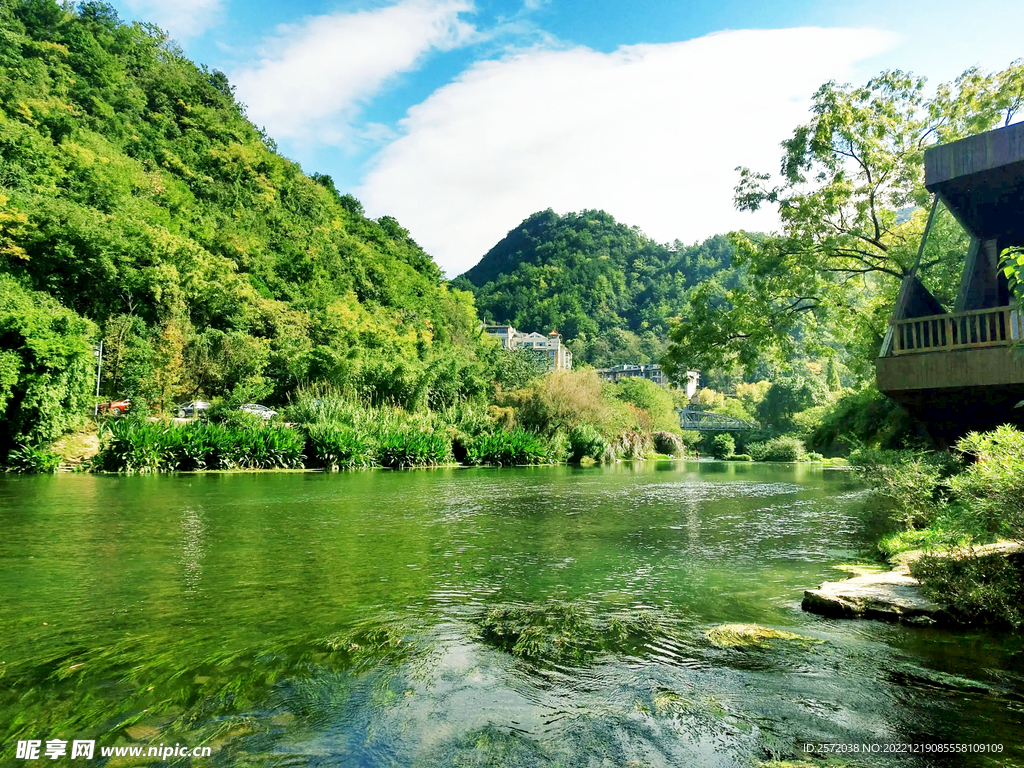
left=232, top=0, right=476, bottom=145
left=357, top=27, right=898, bottom=276
left=125, top=0, right=223, bottom=39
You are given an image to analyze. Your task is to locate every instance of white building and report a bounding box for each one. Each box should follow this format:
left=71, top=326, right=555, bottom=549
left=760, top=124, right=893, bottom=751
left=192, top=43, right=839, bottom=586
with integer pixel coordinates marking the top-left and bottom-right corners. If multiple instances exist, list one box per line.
left=597, top=364, right=700, bottom=399
left=483, top=325, right=573, bottom=371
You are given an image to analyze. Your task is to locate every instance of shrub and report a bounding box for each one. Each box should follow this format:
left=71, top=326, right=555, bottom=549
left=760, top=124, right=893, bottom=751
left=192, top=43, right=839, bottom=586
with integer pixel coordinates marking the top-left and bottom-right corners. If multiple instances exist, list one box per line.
left=709, top=433, right=735, bottom=459
left=509, top=369, right=612, bottom=435
left=950, top=425, right=1024, bottom=541
left=94, top=419, right=305, bottom=472
left=614, top=378, right=680, bottom=433
left=612, top=429, right=652, bottom=460
left=567, top=424, right=607, bottom=463
left=305, top=424, right=376, bottom=470
left=912, top=550, right=1024, bottom=628
left=850, top=447, right=956, bottom=529
left=652, top=431, right=684, bottom=456
left=808, top=385, right=925, bottom=455
left=4, top=443, right=61, bottom=473
left=463, top=429, right=548, bottom=466
left=731, top=454, right=753, bottom=462
left=376, top=428, right=452, bottom=468
left=0, top=276, right=96, bottom=461
left=747, top=436, right=807, bottom=462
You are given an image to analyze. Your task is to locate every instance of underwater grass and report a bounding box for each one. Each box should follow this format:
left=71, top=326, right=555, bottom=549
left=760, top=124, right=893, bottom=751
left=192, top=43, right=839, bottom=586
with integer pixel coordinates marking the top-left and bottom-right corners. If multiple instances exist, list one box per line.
left=704, top=624, right=818, bottom=648
left=477, top=602, right=676, bottom=666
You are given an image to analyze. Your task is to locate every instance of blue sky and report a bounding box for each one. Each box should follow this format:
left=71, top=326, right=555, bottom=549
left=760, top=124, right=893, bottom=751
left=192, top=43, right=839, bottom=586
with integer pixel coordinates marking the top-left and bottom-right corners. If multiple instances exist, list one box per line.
left=109, top=0, right=1024, bottom=275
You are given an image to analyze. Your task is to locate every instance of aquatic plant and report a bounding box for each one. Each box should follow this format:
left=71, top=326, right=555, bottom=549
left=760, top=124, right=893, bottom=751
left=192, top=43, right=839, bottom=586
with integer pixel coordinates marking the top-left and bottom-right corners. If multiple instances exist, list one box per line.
left=93, top=419, right=305, bottom=472
left=305, top=423, right=377, bottom=470
left=704, top=624, right=815, bottom=648
left=3, top=443, right=61, bottom=473
left=376, top=428, right=452, bottom=468
left=463, top=429, right=548, bottom=466
left=477, top=602, right=674, bottom=666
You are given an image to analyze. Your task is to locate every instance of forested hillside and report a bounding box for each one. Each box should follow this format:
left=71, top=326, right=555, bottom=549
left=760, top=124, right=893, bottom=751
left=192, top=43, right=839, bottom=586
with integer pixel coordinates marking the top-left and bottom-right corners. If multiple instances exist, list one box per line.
left=457, top=209, right=735, bottom=366
left=0, top=0, right=486, bottom=457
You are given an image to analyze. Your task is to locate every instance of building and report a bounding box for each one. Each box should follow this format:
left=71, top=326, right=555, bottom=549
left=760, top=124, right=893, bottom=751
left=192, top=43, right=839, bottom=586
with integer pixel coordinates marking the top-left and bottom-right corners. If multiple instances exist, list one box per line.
left=875, top=121, right=1024, bottom=441
left=483, top=325, right=574, bottom=370
left=596, top=364, right=700, bottom=399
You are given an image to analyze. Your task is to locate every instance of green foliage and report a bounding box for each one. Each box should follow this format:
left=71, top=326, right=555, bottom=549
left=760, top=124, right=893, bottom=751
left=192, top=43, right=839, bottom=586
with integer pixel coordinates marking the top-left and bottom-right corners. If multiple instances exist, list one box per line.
left=463, top=429, right=547, bottom=466
left=851, top=447, right=957, bottom=529
left=462, top=209, right=733, bottom=367
left=4, top=442, right=61, bottom=473
left=808, top=385, right=924, bottom=455
left=567, top=424, right=607, bottom=463
left=652, top=430, right=683, bottom=457
left=0, top=1, right=489, bottom=436
left=748, top=436, right=807, bottom=463
left=613, top=376, right=679, bottom=433
left=950, top=426, right=1024, bottom=541
left=709, top=433, right=735, bottom=460
left=305, top=423, right=376, bottom=470
left=912, top=551, right=1024, bottom=629
left=489, top=346, right=543, bottom=392
left=861, top=427, right=1024, bottom=627
left=756, top=374, right=829, bottom=433
left=0, top=275, right=96, bottom=459
left=94, top=418, right=305, bottom=472
left=668, top=62, right=1024, bottom=376
left=375, top=428, right=452, bottom=469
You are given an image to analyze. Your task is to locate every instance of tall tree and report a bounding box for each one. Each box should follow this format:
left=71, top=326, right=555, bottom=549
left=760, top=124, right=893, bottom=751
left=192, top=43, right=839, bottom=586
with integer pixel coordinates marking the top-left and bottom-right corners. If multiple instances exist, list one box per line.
left=663, top=62, right=1024, bottom=380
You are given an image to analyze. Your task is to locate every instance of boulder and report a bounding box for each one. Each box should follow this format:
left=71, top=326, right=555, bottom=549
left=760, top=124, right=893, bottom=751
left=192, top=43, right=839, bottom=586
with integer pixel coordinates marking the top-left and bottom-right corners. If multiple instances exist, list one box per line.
left=803, top=542, right=1024, bottom=625
left=802, top=570, right=948, bottom=624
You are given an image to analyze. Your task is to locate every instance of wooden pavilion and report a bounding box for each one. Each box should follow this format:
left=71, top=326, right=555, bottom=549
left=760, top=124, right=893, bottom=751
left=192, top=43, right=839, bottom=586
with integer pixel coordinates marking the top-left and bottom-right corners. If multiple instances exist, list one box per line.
left=876, top=121, right=1024, bottom=440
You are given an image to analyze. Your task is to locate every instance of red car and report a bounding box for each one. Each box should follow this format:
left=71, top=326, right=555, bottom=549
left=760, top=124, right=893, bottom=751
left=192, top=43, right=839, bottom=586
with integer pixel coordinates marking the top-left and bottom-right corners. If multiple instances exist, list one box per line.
left=97, top=398, right=131, bottom=415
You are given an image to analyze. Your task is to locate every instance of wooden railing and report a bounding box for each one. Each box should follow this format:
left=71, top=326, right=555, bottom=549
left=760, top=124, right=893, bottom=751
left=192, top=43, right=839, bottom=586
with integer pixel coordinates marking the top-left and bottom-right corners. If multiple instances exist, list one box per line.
left=891, top=305, right=1022, bottom=355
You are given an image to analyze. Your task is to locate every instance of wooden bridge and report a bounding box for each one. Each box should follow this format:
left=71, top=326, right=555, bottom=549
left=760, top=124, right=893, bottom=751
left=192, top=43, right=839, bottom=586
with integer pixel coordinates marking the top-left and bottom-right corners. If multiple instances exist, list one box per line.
left=876, top=121, right=1024, bottom=440
left=679, top=407, right=757, bottom=432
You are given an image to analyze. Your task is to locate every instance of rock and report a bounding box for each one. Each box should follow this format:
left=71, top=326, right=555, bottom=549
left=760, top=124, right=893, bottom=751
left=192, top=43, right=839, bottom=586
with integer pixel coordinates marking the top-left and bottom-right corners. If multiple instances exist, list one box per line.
left=804, top=541, right=1024, bottom=625
left=802, top=570, right=948, bottom=624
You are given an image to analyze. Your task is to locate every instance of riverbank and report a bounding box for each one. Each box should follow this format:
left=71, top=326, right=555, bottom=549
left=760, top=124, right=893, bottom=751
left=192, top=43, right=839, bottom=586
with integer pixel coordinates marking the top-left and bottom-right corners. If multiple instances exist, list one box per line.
left=803, top=543, right=1024, bottom=625
left=839, top=428, right=1024, bottom=629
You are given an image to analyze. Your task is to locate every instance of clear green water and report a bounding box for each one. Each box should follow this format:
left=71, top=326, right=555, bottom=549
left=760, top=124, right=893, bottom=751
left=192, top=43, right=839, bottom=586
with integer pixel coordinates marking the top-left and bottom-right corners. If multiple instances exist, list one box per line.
left=1, top=462, right=1022, bottom=767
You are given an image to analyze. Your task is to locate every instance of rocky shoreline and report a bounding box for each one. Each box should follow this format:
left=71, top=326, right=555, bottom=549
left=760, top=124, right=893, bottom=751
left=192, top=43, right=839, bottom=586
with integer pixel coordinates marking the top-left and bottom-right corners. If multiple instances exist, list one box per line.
left=802, top=542, right=1024, bottom=626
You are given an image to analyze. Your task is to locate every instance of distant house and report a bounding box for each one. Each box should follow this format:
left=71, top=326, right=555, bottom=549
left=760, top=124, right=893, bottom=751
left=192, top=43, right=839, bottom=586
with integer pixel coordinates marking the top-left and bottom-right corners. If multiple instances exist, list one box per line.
left=483, top=325, right=574, bottom=371
left=596, top=364, right=700, bottom=399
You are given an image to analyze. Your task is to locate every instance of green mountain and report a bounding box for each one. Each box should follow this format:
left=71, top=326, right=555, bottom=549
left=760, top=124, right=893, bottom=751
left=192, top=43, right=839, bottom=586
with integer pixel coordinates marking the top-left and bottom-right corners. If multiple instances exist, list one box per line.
left=0, top=0, right=484, bottom=455
left=457, top=209, right=734, bottom=366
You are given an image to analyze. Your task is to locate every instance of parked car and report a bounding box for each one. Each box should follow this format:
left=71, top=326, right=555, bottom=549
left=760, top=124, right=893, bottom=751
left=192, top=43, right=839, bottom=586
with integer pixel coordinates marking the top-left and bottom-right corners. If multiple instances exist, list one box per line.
left=173, top=401, right=211, bottom=418
left=97, top=398, right=131, bottom=415
left=239, top=403, right=277, bottom=420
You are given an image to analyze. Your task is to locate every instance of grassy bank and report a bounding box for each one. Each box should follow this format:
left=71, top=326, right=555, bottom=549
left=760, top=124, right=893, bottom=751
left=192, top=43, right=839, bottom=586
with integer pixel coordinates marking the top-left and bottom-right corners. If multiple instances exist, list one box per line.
left=853, top=425, right=1024, bottom=628
left=72, top=372, right=695, bottom=474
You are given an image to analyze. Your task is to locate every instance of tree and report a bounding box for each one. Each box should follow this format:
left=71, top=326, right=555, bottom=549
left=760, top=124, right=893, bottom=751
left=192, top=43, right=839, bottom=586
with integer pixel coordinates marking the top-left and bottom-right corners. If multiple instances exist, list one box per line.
left=664, top=63, right=1024, bottom=379
left=0, top=275, right=96, bottom=459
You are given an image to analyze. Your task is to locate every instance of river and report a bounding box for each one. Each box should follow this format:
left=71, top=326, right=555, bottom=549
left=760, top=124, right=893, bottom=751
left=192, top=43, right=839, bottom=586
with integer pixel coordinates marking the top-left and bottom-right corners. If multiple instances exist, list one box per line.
left=1, top=463, right=1022, bottom=766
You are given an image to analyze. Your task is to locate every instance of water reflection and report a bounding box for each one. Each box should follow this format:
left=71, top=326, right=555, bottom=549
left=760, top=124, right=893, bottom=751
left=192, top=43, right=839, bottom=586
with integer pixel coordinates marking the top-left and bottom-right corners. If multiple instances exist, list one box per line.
left=0, top=465, right=1020, bottom=766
